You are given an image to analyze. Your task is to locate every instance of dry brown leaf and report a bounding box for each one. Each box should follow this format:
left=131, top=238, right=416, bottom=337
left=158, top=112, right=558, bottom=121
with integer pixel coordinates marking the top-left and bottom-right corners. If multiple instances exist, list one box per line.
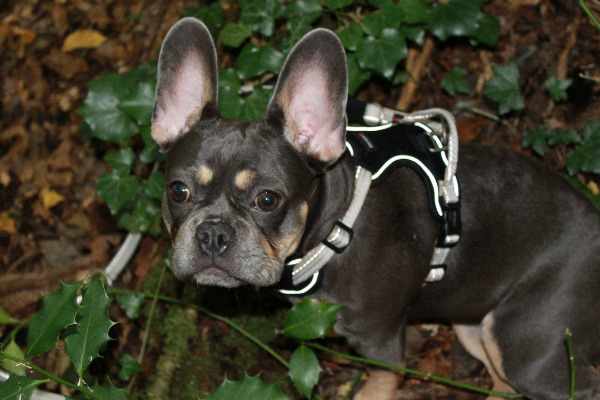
left=0, top=212, right=16, bottom=234
left=41, top=187, right=65, bottom=209
left=62, top=29, right=107, bottom=52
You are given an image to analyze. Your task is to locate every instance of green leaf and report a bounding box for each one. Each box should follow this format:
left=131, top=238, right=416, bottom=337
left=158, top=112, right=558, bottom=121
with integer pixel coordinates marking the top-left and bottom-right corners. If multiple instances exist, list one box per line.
left=143, top=172, right=165, bottom=200
left=483, top=61, right=524, bottom=115
left=219, top=68, right=242, bottom=93
left=139, top=126, right=164, bottom=164
left=398, top=0, right=429, bottom=24
left=96, top=172, right=140, bottom=215
left=87, top=380, right=130, bottom=400
left=285, top=0, right=322, bottom=25
left=202, top=374, right=290, bottom=400
left=184, top=3, right=225, bottom=36
left=237, top=44, right=267, bottom=80
left=325, top=0, right=353, bottom=10
left=118, top=81, right=156, bottom=126
left=441, top=67, right=470, bottom=96
left=118, top=353, right=143, bottom=380
left=104, top=147, right=135, bottom=176
left=220, top=23, right=252, bottom=47
left=471, top=12, right=499, bottom=47
left=283, top=17, right=313, bottom=53
left=27, top=281, right=83, bottom=358
left=64, top=277, right=116, bottom=377
left=0, top=307, right=17, bottom=324
left=258, top=45, right=285, bottom=73
left=0, top=338, right=26, bottom=376
left=116, top=293, right=145, bottom=319
left=565, top=120, right=600, bottom=175
left=284, top=299, right=342, bottom=340
left=118, top=194, right=163, bottom=235
left=523, top=126, right=552, bottom=156
left=545, top=74, right=573, bottom=101
left=428, top=0, right=487, bottom=41
left=219, top=89, right=247, bottom=119
left=547, top=128, right=581, bottom=146
left=288, top=345, right=322, bottom=398
left=347, top=54, right=371, bottom=95
left=356, top=29, right=407, bottom=79
left=76, top=74, right=139, bottom=143
left=238, top=86, right=272, bottom=121
left=338, top=22, right=364, bottom=52
left=0, top=374, right=43, bottom=400
left=241, top=0, right=282, bottom=37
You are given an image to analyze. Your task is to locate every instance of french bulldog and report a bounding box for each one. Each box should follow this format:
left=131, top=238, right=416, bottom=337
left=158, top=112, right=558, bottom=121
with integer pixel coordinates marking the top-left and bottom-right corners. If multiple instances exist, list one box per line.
left=151, top=17, right=600, bottom=400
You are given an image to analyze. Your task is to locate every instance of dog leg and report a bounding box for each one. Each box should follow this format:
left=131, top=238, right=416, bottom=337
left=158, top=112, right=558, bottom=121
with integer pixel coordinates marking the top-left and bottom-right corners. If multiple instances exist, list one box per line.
left=453, top=321, right=516, bottom=400
left=354, top=369, right=400, bottom=400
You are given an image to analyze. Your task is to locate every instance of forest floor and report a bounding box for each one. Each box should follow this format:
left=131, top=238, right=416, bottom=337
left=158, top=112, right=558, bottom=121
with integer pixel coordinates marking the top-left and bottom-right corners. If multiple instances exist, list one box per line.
left=1, top=0, right=599, bottom=399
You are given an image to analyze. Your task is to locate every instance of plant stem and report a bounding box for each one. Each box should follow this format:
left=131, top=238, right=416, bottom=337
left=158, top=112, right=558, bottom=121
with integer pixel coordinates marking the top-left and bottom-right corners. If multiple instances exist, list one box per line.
left=0, top=352, right=103, bottom=400
left=566, top=328, right=575, bottom=399
left=305, top=342, right=525, bottom=399
left=580, top=0, right=600, bottom=31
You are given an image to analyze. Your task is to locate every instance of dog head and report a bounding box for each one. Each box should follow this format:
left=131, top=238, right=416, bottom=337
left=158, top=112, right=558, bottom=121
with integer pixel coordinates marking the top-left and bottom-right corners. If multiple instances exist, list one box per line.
left=151, top=18, right=348, bottom=287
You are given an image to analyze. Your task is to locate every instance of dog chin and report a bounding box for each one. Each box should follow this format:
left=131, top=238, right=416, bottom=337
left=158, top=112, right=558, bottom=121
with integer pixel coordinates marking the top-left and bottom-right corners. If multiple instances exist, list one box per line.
left=193, top=269, right=246, bottom=288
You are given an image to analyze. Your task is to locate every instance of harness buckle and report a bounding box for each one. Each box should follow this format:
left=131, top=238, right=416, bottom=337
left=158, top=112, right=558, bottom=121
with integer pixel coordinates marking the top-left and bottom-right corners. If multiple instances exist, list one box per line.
left=322, top=220, right=354, bottom=253
left=438, top=200, right=461, bottom=247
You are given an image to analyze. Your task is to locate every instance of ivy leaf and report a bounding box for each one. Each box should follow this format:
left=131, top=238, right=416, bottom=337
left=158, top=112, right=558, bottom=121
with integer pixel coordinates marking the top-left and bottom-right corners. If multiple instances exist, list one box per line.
left=104, top=147, right=135, bottom=176
left=27, top=281, right=83, bottom=358
left=219, top=89, right=246, bottom=119
left=428, top=0, right=487, bottom=41
left=362, top=7, right=401, bottom=38
left=398, top=0, right=429, bottom=24
left=347, top=53, right=371, bottom=95
left=547, top=128, right=581, bottom=146
left=258, top=45, right=285, bottom=73
left=64, top=277, right=116, bottom=378
left=283, top=16, right=312, bottom=53
left=76, top=74, right=139, bottom=143
left=338, top=22, right=364, bottom=52
left=566, top=120, right=600, bottom=175
left=483, top=61, right=524, bottom=115
left=523, top=126, right=552, bottom=156
left=118, top=81, right=155, bottom=126
left=441, top=67, right=470, bottom=96
left=118, top=194, right=163, bottom=235
left=545, top=74, right=573, bottom=101
left=220, top=23, right=252, bottom=47
left=96, top=171, right=140, bottom=214
left=288, top=345, right=322, bottom=398
left=143, top=172, right=165, bottom=200
left=241, top=0, right=282, bottom=37
left=202, top=374, right=290, bottom=400
left=325, top=0, right=354, bottom=10
left=471, top=12, right=500, bottom=47
left=119, top=353, right=143, bottom=380
left=356, top=28, right=407, bottom=79
left=237, top=44, right=266, bottom=80
left=284, top=299, right=342, bottom=340
left=139, top=126, right=164, bottom=164
left=0, top=375, right=44, bottom=400
left=285, top=0, right=322, bottom=25
left=184, top=3, right=225, bottom=36
left=116, top=293, right=145, bottom=319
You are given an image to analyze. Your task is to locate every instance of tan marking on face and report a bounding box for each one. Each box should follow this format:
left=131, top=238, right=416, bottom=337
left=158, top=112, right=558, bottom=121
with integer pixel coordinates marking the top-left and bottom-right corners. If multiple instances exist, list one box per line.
left=196, top=165, right=214, bottom=185
left=235, top=169, right=256, bottom=190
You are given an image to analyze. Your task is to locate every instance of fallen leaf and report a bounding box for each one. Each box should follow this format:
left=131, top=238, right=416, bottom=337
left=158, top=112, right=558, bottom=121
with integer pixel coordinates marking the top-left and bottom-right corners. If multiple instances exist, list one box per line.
left=0, top=212, right=16, bottom=234
left=62, top=29, right=107, bottom=52
left=41, top=188, right=65, bottom=209
left=42, top=48, right=89, bottom=79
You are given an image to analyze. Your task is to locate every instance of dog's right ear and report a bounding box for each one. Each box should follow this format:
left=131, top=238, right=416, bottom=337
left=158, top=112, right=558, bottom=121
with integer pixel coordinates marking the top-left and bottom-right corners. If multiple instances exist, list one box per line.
left=152, top=18, right=218, bottom=152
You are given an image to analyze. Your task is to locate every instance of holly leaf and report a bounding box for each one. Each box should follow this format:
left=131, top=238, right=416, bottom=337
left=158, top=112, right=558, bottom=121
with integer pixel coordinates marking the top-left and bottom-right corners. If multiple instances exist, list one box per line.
left=483, top=61, right=524, bottom=115
left=27, top=281, right=83, bottom=358
left=441, top=67, right=470, bottom=96
left=0, top=307, right=17, bottom=324
left=116, top=293, right=145, bottom=319
left=428, top=0, right=487, bottom=41
left=96, top=171, right=140, bottom=215
left=220, top=23, right=252, bottom=47
left=0, top=375, right=44, bottom=400
left=86, top=380, right=130, bottom=400
left=0, top=338, right=26, bottom=376
left=76, top=74, right=139, bottom=143
left=356, top=28, right=407, bottom=79
left=202, top=374, right=290, bottom=400
left=288, top=345, right=322, bottom=398
left=284, top=299, right=342, bottom=340
left=64, top=277, right=116, bottom=378
left=104, top=147, right=135, bottom=176
left=545, top=74, right=573, bottom=101
left=119, top=81, right=156, bottom=126
left=566, top=120, right=600, bottom=175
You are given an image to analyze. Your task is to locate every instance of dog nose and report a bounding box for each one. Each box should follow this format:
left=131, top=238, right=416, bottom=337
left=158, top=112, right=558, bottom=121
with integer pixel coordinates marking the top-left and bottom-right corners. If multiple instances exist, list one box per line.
left=196, top=220, right=235, bottom=256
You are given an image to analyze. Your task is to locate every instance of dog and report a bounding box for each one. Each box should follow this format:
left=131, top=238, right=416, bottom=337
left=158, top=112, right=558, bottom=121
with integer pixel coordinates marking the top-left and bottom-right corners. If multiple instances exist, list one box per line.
left=150, top=17, right=600, bottom=399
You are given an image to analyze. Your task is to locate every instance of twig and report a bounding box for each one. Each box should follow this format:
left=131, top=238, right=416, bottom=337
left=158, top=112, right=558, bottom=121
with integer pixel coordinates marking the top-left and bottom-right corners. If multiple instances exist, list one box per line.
left=566, top=328, right=575, bottom=399
left=396, top=37, right=436, bottom=111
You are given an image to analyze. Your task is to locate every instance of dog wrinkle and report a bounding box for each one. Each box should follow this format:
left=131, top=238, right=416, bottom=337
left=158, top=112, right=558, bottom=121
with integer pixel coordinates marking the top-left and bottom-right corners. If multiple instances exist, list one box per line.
left=235, top=169, right=256, bottom=190
left=196, top=164, right=214, bottom=185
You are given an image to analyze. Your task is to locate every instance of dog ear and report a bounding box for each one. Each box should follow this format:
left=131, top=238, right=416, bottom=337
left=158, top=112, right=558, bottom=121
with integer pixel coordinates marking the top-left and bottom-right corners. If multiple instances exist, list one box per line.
left=266, top=29, right=348, bottom=165
left=152, top=18, right=219, bottom=151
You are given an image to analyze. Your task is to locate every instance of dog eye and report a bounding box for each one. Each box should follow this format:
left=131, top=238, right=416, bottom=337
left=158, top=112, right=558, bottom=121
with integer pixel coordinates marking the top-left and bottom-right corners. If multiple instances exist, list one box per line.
left=170, top=182, right=191, bottom=203
left=254, top=191, right=280, bottom=212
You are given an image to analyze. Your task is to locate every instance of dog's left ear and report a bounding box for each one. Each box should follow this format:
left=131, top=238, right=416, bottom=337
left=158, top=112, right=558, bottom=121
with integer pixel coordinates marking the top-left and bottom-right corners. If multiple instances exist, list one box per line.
left=265, top=29, right=348, bottom=165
